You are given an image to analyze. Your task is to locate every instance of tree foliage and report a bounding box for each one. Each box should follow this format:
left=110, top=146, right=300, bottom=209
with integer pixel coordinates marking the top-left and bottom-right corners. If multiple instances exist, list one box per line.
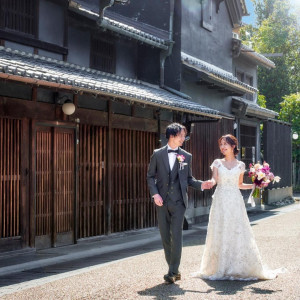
left=279, top=93, right=300, bottom=167
left=257, top=93, right=266, bottom=108
left=243, top=0, right=300, bottom=112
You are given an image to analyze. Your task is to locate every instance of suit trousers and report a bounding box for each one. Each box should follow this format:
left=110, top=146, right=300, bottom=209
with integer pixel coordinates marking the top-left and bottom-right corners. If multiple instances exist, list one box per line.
left=156, top=198, right=186, bottom=275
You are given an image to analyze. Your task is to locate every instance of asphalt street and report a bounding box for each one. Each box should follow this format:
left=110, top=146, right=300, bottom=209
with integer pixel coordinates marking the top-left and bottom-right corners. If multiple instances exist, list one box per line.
left=0, top=202, right=299, bottom=300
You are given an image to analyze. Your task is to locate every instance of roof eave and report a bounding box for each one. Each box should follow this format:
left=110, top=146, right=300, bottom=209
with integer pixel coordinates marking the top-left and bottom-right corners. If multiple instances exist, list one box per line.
left=69, top=1, right=170, bottom=51
left=240, top=45, right=276, bottom=69
left=0, top=71, right=220, bottom=120
left=246, top=106, right=278, bottom=119
left=99, top=18, right=170, bottom=50
left=182, top=61, right=257, bottom=95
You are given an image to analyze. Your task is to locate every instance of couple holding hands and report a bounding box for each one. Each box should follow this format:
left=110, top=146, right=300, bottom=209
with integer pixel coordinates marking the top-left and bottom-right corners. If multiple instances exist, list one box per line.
left=147, top=123, right=284, bottom=284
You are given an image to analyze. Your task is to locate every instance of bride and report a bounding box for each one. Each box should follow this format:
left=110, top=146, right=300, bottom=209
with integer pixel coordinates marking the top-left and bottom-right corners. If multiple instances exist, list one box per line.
left=195, top=134, right=285, bottom=280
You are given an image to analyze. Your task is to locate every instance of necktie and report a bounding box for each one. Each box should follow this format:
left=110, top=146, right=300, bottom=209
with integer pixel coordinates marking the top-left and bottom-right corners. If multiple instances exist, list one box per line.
left=168, top=149, right=178, bottom=153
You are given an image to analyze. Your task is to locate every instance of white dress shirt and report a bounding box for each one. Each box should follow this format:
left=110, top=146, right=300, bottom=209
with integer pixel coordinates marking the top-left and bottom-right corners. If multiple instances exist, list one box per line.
left=167, top=145, right=178, bottom=171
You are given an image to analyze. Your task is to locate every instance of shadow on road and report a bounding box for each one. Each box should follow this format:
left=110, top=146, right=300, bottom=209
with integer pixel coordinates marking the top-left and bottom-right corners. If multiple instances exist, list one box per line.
left=138, top=283, right=207, bottom=299
left=202, top=279, right=282, bottom=296
left=137, top=279, right=282, bottom=299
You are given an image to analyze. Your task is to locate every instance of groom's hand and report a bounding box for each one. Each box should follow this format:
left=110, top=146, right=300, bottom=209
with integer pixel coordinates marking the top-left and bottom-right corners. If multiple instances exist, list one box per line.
left=153, top=194, right=163, bottom=206
left=201, top=180, right=214, bottom=190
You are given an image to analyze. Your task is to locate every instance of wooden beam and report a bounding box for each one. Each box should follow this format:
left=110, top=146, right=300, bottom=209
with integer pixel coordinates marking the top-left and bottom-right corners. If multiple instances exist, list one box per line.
left=0, top=30, right=68, bottom=55
left=0, top=96, right=109, bottom=126
left=111, top=114, right=157, bottom=132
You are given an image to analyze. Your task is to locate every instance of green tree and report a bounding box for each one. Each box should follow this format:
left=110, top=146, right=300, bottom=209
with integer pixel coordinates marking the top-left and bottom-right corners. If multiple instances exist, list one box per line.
left=279, top=93, right=300, bottom=185
left=247, top=0, right=300, bottom=111
left=257, top=93, right=266, bottom=108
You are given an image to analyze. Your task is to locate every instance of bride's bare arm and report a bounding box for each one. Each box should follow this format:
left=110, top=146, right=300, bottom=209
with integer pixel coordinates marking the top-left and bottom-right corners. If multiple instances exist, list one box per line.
left=210, top=166, right=218, bottom=186
left=238, top=172, right=254, bottom=189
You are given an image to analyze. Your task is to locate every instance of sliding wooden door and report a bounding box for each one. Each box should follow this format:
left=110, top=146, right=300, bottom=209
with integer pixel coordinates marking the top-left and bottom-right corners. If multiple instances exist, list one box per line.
left=35, top=126, right=75, bottom=249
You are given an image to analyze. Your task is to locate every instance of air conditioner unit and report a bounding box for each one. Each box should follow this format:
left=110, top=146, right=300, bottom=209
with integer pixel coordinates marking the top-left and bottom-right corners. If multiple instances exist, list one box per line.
left=232, top=32, right=239, bottom=39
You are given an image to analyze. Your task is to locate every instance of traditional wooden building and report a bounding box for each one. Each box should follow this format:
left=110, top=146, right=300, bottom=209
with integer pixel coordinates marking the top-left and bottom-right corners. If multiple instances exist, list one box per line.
left=0, top=0, right=292, bottom=252
left=162, top=0, right=291, bottom=219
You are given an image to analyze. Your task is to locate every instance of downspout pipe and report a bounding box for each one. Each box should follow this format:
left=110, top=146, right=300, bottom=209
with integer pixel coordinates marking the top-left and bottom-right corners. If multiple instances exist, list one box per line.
left=98, top=0, right=130, bottom=24
left=160, top=0, right=175, bottom=88
left=99, top=0, right=115, bottom=21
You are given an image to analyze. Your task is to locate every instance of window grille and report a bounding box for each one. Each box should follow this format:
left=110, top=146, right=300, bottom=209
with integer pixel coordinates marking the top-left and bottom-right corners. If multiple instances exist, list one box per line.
left=240, top=125, right=257, bottom=167
left=90, top=35, right=116, bottom=74
left=0, top=0, right=36, bottom=36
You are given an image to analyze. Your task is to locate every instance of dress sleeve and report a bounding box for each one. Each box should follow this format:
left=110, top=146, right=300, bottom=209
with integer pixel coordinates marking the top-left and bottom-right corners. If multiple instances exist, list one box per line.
left=210, top=159, right=221, bottom=171
left=239, top=161, right=246, bottom=173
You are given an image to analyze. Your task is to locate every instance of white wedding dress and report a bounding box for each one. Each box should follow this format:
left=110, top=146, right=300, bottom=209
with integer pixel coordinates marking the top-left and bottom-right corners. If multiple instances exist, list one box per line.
left=196, top=159, right=285, bottom=281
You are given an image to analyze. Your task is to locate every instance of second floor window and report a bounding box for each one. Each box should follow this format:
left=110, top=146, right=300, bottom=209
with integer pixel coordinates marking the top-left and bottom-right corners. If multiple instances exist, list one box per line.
left=0, top=0, right=37, bottom=36
left=90, top=34, right=116, bottom=74
left=236, top=70, right=254, bottom=101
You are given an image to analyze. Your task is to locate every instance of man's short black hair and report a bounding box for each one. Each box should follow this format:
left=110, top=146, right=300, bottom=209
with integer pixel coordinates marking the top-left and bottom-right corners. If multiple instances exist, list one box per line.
left=165, top=123, right=187, bottom=140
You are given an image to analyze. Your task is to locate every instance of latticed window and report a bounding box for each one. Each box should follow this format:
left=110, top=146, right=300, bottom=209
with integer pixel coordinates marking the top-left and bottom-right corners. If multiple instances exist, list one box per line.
left=90, top=34, right=116, bottom=74
left=240, top=125, right=257, bottom=167
left=0, top=0, right=36, bottom=36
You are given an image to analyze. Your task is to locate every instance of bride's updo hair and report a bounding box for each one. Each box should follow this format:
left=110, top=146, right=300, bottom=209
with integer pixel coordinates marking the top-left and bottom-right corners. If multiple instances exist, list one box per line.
left=218, top=134, right=239, bottom=156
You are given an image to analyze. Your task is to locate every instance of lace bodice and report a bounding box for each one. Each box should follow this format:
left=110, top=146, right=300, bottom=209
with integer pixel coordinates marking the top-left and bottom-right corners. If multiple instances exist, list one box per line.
left=210, top=159, right=245, bottom=189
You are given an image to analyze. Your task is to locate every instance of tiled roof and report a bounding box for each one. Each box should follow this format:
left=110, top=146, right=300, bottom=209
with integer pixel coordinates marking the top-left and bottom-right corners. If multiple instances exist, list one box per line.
left=69, top=0, right=170, bottom=50
left=0, top=47, right=220, bottom=118
left=181, top=52, right=258, bottom=94
left=241, top=44, right=276, bottom=69
left=232, top=97, right=278, bottom=119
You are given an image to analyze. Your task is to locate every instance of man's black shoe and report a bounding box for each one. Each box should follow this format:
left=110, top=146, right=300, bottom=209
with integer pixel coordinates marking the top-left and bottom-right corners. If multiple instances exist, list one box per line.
left=174, top=273, right=181, bottom=281
left=163, top=274, right=175, bottom=284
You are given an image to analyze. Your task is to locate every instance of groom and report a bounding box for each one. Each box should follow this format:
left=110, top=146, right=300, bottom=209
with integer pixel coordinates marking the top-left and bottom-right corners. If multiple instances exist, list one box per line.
left=147, top=123, right=211, bottom=284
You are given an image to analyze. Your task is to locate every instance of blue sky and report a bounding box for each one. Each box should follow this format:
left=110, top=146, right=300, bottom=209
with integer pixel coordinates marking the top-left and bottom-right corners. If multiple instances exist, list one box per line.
left=242, top=0, right=300, bottom=26
left=242, top=0, right=256, bottom=26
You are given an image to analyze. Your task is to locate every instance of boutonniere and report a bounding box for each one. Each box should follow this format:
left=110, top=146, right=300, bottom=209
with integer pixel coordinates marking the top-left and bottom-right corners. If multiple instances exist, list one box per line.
left=177, top=154, right=188, bottom=170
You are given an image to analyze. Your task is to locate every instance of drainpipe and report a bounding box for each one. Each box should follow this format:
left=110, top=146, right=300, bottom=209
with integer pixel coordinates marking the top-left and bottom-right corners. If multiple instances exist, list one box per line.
left=160, top=0, right=175, bottom=88
left=98, top=0, right=130, bottom=24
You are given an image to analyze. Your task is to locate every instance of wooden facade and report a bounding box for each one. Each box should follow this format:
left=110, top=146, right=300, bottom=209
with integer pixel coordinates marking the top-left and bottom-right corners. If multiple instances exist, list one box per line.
left=262, top=120, right=292, bottom=188
left=186, top=118, right=234, bottom=208
left=0, top=0, right=292, bottom=253
left=0, top=118, right=21, bottom=239
left=34, top=125, right=75, bottom=249
left=0, top=97, right=162, bottom=251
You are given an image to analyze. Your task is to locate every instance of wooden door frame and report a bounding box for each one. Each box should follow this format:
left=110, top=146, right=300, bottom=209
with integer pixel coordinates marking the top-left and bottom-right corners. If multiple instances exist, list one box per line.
left=30, top=120, right=78, bottom=248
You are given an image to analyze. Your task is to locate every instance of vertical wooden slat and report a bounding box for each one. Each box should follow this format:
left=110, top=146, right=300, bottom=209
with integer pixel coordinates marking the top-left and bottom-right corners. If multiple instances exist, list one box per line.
left=0, top=118, right=3, bottom=237
left=103, top=127, right=106, bottom=234
left=76, top=124, right=156, bottom=236
left=78, top=124, right=107, bottom=238
left=95, top=127, right=99, bottom=235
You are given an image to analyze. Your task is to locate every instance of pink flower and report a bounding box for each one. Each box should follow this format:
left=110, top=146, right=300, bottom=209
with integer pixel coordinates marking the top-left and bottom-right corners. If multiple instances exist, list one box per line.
left=248, top=162, right=280, bottom=191
left=176, top=154, right=185, bottom=163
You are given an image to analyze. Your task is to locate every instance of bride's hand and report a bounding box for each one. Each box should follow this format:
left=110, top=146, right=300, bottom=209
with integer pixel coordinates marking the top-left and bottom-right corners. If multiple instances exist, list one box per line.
left=202, top=180, right=214, bottom=190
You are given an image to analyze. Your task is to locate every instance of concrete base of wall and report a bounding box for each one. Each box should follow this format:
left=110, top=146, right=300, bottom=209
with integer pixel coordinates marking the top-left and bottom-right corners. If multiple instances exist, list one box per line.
left=185, top=205, right=210, bottom=225
left=264, top=186, right=293, bottom=204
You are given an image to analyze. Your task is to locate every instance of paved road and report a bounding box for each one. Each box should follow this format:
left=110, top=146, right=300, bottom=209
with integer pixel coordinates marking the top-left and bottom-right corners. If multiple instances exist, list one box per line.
left=0, top=204, right=300, bottom=299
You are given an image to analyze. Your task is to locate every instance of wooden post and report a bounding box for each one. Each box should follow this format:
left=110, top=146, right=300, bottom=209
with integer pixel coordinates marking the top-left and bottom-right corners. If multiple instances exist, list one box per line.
left=29, top=120, right=36, bottom=247
left=106, top=100, right=112, bottom=234
left=20, top=118, right=30, bottom=248
left=74, top=121, right=79, bottom=243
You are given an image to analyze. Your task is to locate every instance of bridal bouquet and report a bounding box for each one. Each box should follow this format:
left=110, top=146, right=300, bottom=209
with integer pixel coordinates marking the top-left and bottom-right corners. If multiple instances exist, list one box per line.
left=247, top=162, right=281, bottom=207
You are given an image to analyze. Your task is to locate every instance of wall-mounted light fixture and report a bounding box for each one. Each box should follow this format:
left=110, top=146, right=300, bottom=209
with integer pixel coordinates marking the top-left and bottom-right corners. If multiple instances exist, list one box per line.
left=62, top=99, right=76, bottom=115
left=54, top=93, right=76, bottom=116
left=292, top=132, right=298, bottom=140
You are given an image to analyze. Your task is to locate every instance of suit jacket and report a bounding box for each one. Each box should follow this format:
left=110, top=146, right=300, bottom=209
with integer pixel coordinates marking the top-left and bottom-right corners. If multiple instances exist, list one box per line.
left=147, top=145, right=202, bottom=208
